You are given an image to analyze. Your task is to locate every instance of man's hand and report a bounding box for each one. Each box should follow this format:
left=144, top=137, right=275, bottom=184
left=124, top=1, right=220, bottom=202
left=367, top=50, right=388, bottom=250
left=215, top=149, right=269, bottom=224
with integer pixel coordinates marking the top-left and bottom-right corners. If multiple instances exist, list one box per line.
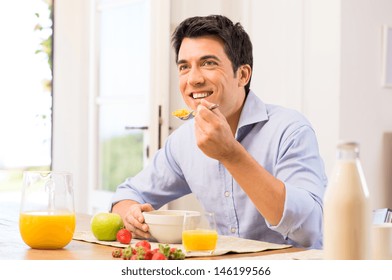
left=194, top=99, right=239, bottom=161
left=112, top=201, right=154, bottom=239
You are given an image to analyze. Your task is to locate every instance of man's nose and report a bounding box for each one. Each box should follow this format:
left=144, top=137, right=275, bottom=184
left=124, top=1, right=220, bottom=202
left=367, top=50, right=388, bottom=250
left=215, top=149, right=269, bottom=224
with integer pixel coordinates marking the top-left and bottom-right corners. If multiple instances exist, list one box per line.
left=187, top=67, right=204, bottom=86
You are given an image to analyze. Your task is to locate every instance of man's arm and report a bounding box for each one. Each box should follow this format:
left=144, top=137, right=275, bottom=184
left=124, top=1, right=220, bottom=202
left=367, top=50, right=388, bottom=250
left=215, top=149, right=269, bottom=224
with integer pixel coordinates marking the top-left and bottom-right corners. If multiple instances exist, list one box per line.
left=195, top=99, right=325, bottom=248
left=220, top=142, right=286, bottom=226
left=194, top=102, right=285, bottom=226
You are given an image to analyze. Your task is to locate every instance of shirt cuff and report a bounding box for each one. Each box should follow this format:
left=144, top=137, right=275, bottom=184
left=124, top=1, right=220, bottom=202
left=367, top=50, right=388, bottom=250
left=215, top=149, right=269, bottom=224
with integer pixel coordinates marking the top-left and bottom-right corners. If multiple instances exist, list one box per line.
left=266, top=182, right=317, bottom=238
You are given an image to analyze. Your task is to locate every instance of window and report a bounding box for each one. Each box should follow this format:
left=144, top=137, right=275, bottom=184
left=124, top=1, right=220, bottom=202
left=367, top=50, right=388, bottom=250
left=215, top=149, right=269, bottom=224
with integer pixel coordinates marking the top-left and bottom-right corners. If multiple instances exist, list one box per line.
left=51, top=0, right=170, bottom=213
left=90, top=0, right=170, bottom=213
left=96, top=0, right=151, bottom=193
left=0, top=0, right=53, bottom=202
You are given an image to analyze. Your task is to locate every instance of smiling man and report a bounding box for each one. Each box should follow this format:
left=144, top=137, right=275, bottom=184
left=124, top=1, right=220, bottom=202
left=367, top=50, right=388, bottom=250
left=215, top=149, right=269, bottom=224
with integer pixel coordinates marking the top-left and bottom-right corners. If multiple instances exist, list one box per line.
left=111, top=15, right=327, bottom=249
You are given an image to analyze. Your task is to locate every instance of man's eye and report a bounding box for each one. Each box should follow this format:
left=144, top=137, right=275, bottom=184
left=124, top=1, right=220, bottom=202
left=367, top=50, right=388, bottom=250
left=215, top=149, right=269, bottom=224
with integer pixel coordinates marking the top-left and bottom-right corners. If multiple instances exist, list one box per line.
left=202, top=60, right=217, bottom=67
left=178, top=65, right=189, bottom=71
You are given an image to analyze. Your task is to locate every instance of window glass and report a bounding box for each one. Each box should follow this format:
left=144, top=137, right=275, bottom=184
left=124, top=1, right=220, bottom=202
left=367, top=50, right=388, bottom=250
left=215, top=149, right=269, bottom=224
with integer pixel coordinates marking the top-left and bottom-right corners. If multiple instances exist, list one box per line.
left=0, top=0, right=53, bottom=201
left=97, top=0, right=150, bottom=192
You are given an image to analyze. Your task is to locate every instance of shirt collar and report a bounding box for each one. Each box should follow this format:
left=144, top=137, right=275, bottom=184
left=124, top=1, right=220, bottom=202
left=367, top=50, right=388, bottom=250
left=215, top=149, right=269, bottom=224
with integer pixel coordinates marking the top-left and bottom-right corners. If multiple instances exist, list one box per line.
left=237, top=90, right=269, bottom=129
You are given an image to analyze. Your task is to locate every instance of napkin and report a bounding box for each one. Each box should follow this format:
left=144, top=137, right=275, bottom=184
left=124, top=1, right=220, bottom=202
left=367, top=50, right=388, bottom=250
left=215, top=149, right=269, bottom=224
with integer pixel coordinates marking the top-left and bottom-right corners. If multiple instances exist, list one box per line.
left=73, top=230, right=291, bottom=257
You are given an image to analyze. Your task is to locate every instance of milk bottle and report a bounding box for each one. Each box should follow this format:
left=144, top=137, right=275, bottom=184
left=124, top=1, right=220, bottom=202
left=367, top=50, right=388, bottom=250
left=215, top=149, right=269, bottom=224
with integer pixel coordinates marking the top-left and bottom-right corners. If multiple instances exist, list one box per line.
left=323, top=142, right=371, bottom=259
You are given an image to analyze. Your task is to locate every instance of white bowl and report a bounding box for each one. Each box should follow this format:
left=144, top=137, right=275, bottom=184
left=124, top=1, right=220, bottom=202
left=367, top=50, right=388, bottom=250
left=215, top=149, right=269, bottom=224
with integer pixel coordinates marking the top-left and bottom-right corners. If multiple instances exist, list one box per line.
left=143, top=210, right=200, bottom=244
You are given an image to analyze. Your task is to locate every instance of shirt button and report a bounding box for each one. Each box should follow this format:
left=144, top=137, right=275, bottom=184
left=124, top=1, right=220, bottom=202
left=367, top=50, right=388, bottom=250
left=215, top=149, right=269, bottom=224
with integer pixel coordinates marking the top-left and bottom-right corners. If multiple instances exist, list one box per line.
left=231, top=227, right=236, bottom=233
left=224, top=191, right=230, bottom=197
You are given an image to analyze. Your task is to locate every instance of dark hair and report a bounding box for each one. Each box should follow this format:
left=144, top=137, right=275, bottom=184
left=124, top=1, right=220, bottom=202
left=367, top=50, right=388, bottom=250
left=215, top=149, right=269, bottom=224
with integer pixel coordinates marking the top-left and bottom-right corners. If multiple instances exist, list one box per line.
left=171, top=15, right=253, bottom=94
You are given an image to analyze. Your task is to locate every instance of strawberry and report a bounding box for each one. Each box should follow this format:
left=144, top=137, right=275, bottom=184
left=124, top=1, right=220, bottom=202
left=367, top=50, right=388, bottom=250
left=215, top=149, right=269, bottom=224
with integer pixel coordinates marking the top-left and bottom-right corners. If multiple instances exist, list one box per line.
left=112, top=248, right=123, bottom=258
left=158, top=244, right=171, bottom=258
left=157, top=244, right=185, bottom=260
left=122, top=246, right=134, bottom=260
left=132, top=246, right=147, bottom=260
left=152, top=252, right=166, bottom=260
left=151, top=248, right=159, bottom=254
left=116, top=229, right=132, bottom=244
left=169, top=247, right=185, bottom=260
left=135, top=240, right=151, bottom=251
left=110, top=241, right=184, bottom=260
left=144, top=250, right=153, bottom=260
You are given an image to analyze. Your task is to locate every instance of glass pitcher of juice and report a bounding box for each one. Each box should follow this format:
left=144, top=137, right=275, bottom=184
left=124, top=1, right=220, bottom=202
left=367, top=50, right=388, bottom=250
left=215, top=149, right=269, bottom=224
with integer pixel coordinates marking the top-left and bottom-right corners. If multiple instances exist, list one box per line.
left=19, top=171, right=75, bottom=249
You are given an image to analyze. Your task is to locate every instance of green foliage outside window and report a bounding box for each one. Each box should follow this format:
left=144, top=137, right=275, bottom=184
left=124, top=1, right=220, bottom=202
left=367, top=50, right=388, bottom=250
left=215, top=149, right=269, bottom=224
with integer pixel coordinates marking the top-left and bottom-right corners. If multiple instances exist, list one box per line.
left=100, top=133, right=144, bottom=192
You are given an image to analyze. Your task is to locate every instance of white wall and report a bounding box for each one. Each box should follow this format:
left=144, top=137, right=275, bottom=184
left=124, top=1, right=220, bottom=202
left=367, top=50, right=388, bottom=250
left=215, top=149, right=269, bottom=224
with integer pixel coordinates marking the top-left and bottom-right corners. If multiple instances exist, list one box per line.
left=340, top=0, right=392, bottom=208
left=249, top=0, right=304, bottom=112
left=52, top=0, right=93, bottom=213
left=301, top=0, right=341, bottom=182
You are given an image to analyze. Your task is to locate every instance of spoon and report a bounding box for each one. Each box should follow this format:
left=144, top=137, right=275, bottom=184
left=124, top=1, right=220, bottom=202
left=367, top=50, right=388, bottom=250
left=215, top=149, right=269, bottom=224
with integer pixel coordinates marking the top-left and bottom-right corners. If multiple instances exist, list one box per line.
left=172, top=104, right=219, bottom=120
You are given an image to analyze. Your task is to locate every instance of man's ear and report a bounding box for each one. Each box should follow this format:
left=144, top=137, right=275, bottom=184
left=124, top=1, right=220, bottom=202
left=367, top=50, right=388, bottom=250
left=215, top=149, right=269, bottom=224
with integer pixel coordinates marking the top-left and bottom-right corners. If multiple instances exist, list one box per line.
left=237, top=64, right=252, bottom=88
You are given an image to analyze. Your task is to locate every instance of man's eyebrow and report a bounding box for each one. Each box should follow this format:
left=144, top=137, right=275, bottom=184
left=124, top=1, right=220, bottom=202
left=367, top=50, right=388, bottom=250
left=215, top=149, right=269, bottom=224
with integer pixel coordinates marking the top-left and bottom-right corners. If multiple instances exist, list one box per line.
left=177, top=59, right=187, bottom=65
left=200, top=55, right=221, bottom=62
left=176, top=55, right=221, bottom=65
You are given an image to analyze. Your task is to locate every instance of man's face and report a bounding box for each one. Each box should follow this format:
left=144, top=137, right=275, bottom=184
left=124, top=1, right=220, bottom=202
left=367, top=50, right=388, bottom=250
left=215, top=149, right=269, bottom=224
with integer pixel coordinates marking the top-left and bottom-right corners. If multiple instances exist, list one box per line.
left=177, top=36, right=246, bottom=118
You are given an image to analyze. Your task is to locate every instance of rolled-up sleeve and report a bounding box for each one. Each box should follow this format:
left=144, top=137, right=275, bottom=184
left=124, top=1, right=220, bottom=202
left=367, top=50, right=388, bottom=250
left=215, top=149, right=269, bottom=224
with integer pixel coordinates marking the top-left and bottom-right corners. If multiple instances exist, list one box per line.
left=267, top=125, right=327, bottom=249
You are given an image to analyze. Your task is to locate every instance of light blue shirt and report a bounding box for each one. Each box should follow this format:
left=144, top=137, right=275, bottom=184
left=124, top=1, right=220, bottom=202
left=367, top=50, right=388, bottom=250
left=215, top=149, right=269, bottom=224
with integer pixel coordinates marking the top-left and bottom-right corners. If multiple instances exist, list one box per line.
left=112, top=91, right=327, bottom=249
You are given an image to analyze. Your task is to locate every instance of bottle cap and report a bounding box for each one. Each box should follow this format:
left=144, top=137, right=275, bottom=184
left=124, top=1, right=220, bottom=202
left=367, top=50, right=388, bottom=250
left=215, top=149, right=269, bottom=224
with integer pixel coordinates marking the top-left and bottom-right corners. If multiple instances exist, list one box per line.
left=337, top=141, right=359, bottom=150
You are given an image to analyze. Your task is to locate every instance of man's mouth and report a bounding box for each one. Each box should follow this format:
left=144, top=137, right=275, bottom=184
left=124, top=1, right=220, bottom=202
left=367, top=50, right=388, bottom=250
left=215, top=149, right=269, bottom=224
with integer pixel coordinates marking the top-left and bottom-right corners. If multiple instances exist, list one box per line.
left=191, top=92, right=213, bottom=99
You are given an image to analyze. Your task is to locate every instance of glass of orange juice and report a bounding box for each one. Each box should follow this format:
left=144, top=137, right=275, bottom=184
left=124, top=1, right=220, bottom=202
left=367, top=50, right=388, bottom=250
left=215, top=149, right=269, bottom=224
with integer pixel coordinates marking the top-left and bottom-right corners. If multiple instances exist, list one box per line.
left=182, top=211, right=218, bottom=256
left=19, top=171, right=75, bottom=249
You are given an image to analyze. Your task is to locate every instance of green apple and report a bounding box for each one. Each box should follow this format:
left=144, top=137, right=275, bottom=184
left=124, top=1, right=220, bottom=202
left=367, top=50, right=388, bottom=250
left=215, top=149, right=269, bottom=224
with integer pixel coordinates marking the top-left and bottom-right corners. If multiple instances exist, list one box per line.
left=91, top=212, right=124, bottom=241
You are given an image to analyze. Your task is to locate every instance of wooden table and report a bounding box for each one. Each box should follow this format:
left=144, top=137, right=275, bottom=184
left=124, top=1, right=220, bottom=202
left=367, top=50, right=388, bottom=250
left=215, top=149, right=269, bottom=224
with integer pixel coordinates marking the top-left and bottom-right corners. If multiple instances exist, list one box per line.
left=0, top=201, right=304, bottom=260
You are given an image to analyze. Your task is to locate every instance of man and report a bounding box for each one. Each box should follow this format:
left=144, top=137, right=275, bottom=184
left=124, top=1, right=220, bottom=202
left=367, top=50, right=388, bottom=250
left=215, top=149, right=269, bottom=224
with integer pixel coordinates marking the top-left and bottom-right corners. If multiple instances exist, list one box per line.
left=112, top=15, right=327, bottom=249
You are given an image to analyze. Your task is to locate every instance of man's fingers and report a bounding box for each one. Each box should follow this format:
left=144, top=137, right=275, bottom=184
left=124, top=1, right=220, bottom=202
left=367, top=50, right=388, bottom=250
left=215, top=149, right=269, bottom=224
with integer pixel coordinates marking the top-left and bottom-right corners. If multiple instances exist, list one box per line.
left=137, top=204, right=154, bottom=222
left=132, top=228, right=151, bottom=240
left=124, top=203, right=154, bottom=238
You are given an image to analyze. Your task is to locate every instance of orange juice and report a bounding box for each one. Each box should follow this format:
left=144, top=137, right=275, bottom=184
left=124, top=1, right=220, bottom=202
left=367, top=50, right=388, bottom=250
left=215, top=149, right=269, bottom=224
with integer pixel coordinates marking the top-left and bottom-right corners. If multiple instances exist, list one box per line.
left=182, top=229, right=218, bottom=252
left=19, top=211, right=76, bottom=249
